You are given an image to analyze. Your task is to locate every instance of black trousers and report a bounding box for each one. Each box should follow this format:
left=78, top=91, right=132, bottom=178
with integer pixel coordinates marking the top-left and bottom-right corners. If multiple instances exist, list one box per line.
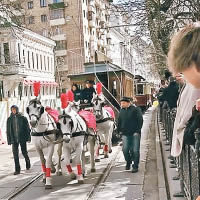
left=12, top=142, right=30, bottom=172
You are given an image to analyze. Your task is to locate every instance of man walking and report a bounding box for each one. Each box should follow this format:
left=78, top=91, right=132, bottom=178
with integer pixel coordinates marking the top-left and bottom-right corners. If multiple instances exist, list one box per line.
left=6, top=105, right=31, bottom=175
left=117, top=97, right=143, bottom=173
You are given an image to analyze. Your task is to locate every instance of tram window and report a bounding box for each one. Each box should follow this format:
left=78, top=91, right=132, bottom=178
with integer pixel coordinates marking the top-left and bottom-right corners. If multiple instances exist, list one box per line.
left=137, top=84, right=144, bottom=95
left=112, top=80, right=117, bottom=97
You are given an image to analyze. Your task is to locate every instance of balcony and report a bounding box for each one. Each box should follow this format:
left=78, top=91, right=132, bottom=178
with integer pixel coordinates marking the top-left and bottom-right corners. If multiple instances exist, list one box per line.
left=100, top=15, right=106, bottom=23
left=89, top=0, right=95, bottom=6
left=55, top=49, right=67, bottom=57
left=88, top=5, right=95, bottom=12
left=48, top=2, right=67, bottom=10
left=97, top=39, right=103, bottom=46
left=51, top=34, right=66, bottom=41
left=90, top=35, right=95, bottom=41
left=106, top=32, right=111, bottom=39
left=2, top=63, right=28, bottom=76
left=95, top=0, right=100, bottom=7
left=89, top=20, right=95, bottom=28
left=57, top=64, right=68, bottom=72
left=50, top=18, right=66, bottom=26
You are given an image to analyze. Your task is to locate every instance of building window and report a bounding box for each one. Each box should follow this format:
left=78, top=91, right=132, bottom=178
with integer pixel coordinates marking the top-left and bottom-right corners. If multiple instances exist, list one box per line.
left=28, top=16, right=34, bottom=24
left=54, top=27, right=63, bottom=35
left=32, top=52, right=34, bottom=68
left=50, top=9, right=64, bottom=20
left=53, top=0, right=62, bottom=3
left=0, top=44, right=1, bottom=64
left=83, top=10, right=86, bottom=18
left=4, top=43, right=10, bottom=64
left=27, top=1, right=33, bottom=9
left=28, top=51, right=30, bottom=68
left=40, top=55, right=42, bottom=70
left=42, top=29, right=48, bottom=37
left=47, top=57, right=50, bottom=71
left=44, top=56, right=46, bottom=70
left=18, top=43, right=21, bottom=63
left=23, top=49, right=25, bottom=63
left=40, top=0, right=47, bottom=7
left=55, top=40, right=67, bottom=50
left=36, top=54, right=39, bottom=69
left=41, top=14, right=47, bottom=22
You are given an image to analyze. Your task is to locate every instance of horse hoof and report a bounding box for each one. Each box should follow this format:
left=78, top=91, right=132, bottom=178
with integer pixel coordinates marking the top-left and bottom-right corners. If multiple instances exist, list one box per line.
left=95, top=158, right=100, bottom=162
left=70, top=159, right=73, bottom=163
left=56, top=171, right=62, bottom=176
left=70, top=173, right=76, bottom=180
left=104, top=155, right=109, bottom=158
left=91, top=168, right=96, bottom=173
left=45, top=185, right=52, bottom=189
left=42, top=178, right=46, bottom=184
left=51, top=168, right=56, bottom=173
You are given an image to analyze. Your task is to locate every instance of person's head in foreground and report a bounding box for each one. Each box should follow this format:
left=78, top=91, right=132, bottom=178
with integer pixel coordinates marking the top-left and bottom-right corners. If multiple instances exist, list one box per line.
left=168, top=22, right=200, bottom=88
left=120, top=97, right=131, bottom=108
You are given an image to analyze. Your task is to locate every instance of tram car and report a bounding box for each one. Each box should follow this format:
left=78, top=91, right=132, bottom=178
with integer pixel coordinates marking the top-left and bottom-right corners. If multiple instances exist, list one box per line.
left=67, top=62, right=135, bottom=112
left=134, top=77, right=154, bottom=111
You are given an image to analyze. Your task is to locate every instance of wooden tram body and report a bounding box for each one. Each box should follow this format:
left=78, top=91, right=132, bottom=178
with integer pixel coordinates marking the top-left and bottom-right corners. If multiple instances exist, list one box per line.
left=134, top=77, right=154, bottom=111
left=68, top=62, right=135, bottom=111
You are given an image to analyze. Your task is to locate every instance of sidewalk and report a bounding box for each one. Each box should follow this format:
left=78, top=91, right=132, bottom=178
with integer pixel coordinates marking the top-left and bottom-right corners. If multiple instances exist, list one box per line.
left=0, top=107, right=182, bottom=200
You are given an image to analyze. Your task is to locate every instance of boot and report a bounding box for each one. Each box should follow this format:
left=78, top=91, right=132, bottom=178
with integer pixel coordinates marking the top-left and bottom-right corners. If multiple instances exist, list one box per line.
left=26, top=159, right=31, bottom=170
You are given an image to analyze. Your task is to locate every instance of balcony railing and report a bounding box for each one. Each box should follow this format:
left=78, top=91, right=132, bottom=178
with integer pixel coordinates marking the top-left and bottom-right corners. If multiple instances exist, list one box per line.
left=48, top=2, right=66, bottom=10
left=2, top=63, right=28, bottom=76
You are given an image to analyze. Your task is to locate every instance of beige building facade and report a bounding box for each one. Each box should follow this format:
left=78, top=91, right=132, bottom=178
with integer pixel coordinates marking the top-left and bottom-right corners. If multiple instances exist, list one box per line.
left=15, top=0, right=113, bottom=89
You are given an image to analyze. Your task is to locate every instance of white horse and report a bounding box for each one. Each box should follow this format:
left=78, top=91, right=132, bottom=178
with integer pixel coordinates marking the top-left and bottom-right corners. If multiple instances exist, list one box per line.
left=26, top=98, right=62, bottom=189
left=70, top=101, right=100, bottom=165
left=92, top=94, right=115, bottom=158
left=58, top=105, right=87, bottom=184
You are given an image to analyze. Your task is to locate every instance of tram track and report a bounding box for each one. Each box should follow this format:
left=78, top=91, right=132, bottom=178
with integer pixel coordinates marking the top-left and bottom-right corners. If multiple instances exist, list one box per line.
left=1, top=172, right=43, bottom=200
left=85, top=145, right=122, bottom=200
left=1, top=145, right=122, bottom=200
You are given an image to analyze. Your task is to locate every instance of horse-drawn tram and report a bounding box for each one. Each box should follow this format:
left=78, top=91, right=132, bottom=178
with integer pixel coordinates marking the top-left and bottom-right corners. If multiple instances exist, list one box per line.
left=68, top=61, right=135, bottom=112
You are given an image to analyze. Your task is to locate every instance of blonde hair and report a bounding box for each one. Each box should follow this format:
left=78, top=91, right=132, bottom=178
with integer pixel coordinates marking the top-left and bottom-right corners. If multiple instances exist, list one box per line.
left=168, top=23, right=200, bottom=73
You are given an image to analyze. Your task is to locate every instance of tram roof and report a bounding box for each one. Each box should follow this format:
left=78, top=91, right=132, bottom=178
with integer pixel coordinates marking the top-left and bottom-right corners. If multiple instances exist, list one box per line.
left=68, top=62, right=134, bottom=77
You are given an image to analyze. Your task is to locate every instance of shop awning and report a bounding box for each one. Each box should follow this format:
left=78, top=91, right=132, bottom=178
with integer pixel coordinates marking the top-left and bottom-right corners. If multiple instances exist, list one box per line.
left=23, top=80, right=58, bottom=87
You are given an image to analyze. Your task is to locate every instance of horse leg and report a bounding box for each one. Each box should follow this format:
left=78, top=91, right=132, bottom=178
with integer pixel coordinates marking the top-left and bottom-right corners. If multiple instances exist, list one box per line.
left=45, top=145, right=55, bottom=189
left=37, top=149, right=46, bottom=183
left=89, top=136, right=96, bottom=172
left=103, top=132, right=109, bottom=158
left=109, top=122, right=114, bottom=153
left=63, top=144, right=76, bottom=180
left=56, top=143, right=63, bottom=176
left=81, top=150, right=86, bottom=176
left=74, top=137, right=84, bottom=184
left=94, top=134, right=100, bottom=162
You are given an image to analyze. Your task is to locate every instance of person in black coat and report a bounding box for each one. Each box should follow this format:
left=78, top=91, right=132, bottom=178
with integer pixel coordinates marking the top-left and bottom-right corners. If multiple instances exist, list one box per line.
left=6, top=105, right=31, bottom=175
left=117, top=97, right=143, bottom=173
left=71, top=84, right=82, bottom=102
left=81, top=80, right=96, bottom=104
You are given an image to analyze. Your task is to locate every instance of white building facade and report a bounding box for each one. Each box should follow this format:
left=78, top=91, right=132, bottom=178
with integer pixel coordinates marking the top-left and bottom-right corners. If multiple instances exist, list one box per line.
left=0, top=27, right=57, bottom=102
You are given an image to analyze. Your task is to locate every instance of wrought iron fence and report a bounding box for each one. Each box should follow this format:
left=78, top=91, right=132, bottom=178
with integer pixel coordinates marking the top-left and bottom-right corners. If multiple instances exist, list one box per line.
left=160, top=105, right=200, bottom=200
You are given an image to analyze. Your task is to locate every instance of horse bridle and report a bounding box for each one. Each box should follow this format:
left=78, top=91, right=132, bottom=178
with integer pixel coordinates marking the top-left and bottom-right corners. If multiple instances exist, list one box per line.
left=58, top=111, right=84, bottom=137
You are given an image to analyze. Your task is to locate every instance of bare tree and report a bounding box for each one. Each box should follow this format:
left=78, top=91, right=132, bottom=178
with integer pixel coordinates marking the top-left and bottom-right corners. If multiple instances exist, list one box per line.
left=112, top=0, right=200, bottom=76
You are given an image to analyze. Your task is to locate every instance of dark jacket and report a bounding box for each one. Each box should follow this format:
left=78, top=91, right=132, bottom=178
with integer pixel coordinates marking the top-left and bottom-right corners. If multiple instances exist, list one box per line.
left=117, top=105, right=143, bottom=135
left=6, top=113, right=31, bottom=145
left=72, top=89, right=82, bottom=102
left=161, top=81, right=179, bottom=109
left=81, top=87, right=96, bottom=103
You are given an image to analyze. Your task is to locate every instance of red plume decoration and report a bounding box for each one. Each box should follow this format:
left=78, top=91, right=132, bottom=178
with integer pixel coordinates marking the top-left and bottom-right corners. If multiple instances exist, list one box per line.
left=96, top=82, right=102, bottom=94
left=66, top=90, right=74, bottom=102
left=60, top=93, right=68, bottom=109
left=33, top=81, right=41, bottom=97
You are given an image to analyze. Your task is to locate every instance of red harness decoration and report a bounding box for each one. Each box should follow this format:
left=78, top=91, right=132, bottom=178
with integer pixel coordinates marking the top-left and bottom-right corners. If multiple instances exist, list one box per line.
left=78, top=110, right=97, bottom=131
left=104, top=106, right=115, bottom=119
left=45, top=107, right=59, bottom=123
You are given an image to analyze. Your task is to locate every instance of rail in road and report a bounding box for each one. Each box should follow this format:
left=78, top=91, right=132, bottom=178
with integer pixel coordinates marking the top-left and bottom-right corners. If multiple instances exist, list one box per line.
left=1, top=145, right=121, bottom=200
